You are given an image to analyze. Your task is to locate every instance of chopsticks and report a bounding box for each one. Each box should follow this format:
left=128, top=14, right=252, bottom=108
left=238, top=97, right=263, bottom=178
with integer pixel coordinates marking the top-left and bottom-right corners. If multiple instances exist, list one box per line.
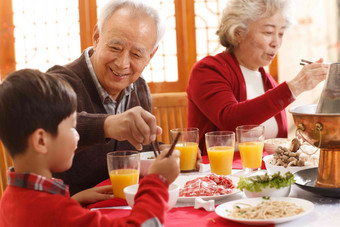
left=300, top=59, right=313, bottom=66
left=165, top=132, right=181, bottom=157
left=132, top=86, right=161, bottom=157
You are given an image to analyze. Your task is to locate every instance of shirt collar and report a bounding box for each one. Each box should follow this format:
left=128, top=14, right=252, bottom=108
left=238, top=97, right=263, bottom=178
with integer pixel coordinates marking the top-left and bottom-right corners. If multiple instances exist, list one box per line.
left=7, top=167, right=69, bottom=197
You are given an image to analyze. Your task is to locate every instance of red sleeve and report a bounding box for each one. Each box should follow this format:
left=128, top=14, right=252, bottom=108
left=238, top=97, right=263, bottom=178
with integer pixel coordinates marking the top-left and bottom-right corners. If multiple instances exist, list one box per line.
left=0, top=175, right=169, bottom=227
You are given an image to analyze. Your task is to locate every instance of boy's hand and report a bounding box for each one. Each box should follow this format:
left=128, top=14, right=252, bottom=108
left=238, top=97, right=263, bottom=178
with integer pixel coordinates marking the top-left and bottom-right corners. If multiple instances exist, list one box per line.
left=148, top=149, right=180, bottom=184
left=71, top=185, right=113, bottom=206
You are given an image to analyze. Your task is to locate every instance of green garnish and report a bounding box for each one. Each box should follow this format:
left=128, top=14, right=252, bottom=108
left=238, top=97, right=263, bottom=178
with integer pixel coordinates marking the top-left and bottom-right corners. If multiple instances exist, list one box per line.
left=262, top=196, right=270, bottom=200
left=236, top=172, right=295, bottom=192
left=236, top=205, right=241, bottom=209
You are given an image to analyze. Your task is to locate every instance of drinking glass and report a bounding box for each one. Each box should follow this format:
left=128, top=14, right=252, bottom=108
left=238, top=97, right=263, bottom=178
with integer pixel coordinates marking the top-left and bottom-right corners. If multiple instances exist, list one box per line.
left=236, top=125, right=265, bottom=172
left=170, top=128, right=199, bottom=172
left=205, top=131, right=235, bottom=175
left=106, top=151, right=140, bottom=199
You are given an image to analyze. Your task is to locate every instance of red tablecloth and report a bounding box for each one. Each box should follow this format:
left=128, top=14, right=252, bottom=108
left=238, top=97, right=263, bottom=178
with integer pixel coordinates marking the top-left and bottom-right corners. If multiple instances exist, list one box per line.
left=88, top=152, right=273, bottom=227
left=96, top=206, right=274, bottom=227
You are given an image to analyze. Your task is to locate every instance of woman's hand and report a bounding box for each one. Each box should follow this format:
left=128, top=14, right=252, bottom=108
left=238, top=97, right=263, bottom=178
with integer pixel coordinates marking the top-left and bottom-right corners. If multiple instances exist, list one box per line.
left=287, top=58, right=329, bottom=97
left=71, top=185, right=113, bottom=206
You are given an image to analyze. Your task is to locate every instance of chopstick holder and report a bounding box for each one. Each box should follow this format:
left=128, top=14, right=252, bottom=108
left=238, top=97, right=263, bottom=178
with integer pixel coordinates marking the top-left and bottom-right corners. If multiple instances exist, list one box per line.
left=194, top=197, right=215, bottom=212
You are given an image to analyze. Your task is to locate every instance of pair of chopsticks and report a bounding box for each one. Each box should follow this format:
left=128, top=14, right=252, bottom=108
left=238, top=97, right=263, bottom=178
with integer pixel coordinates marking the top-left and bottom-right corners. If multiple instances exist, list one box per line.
left=132, top=86, right=161, bottom=158
left=165, top=132, right=181, bottom=157
left=300, top=59, right=313, bottom=66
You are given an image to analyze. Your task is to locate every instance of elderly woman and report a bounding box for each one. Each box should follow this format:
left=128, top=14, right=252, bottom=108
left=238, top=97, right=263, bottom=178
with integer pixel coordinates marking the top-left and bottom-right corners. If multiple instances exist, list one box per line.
left=186, top=0, right=328, bottom=155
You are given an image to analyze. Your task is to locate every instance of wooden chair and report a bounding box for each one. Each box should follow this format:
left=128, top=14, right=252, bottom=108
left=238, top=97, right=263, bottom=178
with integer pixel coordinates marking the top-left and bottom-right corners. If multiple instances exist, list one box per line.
left=0, top=140, right=13, bottom=199
left=151, top=92, right=188, bottom=144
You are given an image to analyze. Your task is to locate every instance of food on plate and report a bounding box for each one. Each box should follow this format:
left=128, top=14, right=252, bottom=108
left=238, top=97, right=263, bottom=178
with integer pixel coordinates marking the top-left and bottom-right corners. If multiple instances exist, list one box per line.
left=228, top=199, right=304, bottom=219
left=271, top=138, right=319, bottom=167
left=237, top=172, right=295, bottom=192
left=179, top=173, right=235, bottom=197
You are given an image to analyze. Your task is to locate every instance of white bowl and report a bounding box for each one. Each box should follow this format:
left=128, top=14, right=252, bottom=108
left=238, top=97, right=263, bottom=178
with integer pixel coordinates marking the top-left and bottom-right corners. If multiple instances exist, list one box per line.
left=124, top=183, right=179, bottom=210
left=244, top=185, right=291, bottom=198
left=263, top=155, right=316, bottom=175
left=140, top=151, right=156, bottom=177
left=264, top=138, right=290, bottom=154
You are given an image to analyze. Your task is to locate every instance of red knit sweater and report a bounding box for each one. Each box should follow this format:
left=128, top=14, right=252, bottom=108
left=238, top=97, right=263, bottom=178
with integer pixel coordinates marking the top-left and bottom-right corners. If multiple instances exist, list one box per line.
left=186, top=51, right=295, bottom=155
left=0, top=174, right=168, bottom=227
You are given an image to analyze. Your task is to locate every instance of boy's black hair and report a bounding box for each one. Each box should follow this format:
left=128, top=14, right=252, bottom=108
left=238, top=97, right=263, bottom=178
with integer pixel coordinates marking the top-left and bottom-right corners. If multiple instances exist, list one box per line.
left=0, top=69, right=77, bottom=157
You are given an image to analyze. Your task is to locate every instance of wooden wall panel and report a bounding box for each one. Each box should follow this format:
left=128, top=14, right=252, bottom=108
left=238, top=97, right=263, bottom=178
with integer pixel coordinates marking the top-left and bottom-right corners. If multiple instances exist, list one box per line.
left=0, top=0, right=16, bottom=78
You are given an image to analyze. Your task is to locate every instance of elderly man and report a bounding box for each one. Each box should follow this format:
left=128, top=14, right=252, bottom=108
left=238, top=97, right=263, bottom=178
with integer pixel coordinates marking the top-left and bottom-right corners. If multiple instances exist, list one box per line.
left=48, top=0, right=165, bottom=195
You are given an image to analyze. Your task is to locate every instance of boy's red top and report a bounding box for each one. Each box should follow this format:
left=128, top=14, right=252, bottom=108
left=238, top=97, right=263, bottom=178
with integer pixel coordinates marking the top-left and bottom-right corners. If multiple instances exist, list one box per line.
left=0, top=168, right=169, bottom=227
left=186, top=51, right=295, bottom=155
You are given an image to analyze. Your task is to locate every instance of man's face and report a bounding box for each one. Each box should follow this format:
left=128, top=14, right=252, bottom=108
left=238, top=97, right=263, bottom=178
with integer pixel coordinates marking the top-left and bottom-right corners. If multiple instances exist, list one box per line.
left=91, top=7, right=157, bottom=100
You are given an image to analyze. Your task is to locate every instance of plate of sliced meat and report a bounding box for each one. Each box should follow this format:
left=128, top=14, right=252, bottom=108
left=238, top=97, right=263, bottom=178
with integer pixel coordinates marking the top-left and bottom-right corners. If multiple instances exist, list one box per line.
left=174, top=173, right=240, bottom=202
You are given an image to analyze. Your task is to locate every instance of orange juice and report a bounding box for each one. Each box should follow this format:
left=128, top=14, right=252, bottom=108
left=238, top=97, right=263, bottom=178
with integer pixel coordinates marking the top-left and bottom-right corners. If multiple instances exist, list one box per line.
left=238, top=141, right=264, bottom=169
left=175, top=142, right=198, bottom=171
left=109, top=169, right=139, bottom=199
left=207, top=146, right=234, bottom=175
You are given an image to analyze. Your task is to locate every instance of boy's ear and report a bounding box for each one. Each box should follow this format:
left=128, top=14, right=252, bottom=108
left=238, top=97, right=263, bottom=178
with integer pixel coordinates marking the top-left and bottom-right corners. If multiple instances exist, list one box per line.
left=29, top=128, right=49, bottom=154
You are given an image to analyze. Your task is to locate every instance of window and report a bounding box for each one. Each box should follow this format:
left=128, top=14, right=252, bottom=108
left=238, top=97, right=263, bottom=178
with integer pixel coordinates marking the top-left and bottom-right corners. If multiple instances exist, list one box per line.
left=0, top=0, right=277, bottom=91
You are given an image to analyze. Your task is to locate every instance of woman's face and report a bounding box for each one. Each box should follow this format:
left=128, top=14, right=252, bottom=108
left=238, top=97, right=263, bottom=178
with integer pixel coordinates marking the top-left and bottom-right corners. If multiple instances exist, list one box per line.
left=234, top=11, right=286, bottom=71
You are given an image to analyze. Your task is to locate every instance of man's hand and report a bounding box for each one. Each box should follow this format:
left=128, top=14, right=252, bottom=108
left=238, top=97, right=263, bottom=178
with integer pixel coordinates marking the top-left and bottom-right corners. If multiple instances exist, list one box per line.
left=104, top=106, right=162, bottom=150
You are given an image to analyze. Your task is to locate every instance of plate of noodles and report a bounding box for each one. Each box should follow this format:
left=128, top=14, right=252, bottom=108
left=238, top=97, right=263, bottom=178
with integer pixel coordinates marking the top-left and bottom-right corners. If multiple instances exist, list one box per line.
left=215, top=197, right=314, bottom=225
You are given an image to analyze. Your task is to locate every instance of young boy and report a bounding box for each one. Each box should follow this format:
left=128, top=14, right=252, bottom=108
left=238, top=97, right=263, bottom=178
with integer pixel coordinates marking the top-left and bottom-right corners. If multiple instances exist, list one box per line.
left=0, top=69, right=180, bottom=227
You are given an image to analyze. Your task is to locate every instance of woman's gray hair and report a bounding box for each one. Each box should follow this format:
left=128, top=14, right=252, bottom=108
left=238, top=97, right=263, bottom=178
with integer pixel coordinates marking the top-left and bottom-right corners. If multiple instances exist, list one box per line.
left=97, top=0, right=166, bottom=51
left=217, top=0, right=295, bottom=51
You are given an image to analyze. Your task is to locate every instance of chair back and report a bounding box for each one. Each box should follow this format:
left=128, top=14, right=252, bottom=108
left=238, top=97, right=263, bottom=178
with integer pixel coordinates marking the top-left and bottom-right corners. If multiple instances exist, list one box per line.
left=151, top=92, right=188, bottom=144
left=0, top=140, right=12, bottom=199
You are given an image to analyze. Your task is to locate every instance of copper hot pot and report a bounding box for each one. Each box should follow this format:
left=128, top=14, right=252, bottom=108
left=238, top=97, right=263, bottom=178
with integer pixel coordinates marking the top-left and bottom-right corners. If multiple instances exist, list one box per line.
left=290, top=104, right=340, bottom=188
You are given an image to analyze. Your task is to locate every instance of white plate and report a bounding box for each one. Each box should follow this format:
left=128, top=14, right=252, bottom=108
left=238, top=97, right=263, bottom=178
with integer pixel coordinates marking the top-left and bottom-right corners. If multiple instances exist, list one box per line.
left=174, top=174, right=240, bottom=203
left=215, top=197, right=314, bottom=225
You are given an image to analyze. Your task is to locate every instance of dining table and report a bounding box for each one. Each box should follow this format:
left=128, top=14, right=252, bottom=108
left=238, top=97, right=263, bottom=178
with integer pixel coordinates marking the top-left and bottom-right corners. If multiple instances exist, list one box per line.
left=87, top=151, right=340, bottom=227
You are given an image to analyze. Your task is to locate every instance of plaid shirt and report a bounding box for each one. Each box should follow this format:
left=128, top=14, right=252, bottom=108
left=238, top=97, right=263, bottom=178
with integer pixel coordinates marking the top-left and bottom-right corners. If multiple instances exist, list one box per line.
left=7, top=167, right=69, bottom=197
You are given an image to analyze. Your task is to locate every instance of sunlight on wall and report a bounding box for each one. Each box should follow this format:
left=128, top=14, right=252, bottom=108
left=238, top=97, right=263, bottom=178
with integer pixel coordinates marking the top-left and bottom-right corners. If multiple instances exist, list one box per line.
left=12, top=0, right=81, bottom=72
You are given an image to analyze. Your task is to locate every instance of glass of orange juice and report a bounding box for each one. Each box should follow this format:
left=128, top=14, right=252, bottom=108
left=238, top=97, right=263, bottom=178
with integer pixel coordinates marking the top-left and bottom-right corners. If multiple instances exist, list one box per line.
left=170, top=128, right=199, bottom=172
left=236, top=125, right=265, bottom=172
left=106, top=151, right=140, bottom=199
left=205, top=131, right=235, bottom=175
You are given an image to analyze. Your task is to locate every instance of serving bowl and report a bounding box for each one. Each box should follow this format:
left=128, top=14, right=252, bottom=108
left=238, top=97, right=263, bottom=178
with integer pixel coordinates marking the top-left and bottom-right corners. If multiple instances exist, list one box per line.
left=264, top=138, right=290, bottom=154
left=244, top=185, right=291, bottom=198
left=124, top=183, right=179, bottom=210
left=140, top=151, right=156, bottom=177
left=263, top=155, right=316, bottom=175
left=238, top=172, right=292, bottom=198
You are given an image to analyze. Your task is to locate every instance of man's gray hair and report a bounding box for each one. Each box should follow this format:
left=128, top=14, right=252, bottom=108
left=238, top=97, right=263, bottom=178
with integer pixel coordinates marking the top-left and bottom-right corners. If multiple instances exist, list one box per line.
left=217, top=0, right=295, bottom=51
left=97, top=0, right=166, bottom=51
